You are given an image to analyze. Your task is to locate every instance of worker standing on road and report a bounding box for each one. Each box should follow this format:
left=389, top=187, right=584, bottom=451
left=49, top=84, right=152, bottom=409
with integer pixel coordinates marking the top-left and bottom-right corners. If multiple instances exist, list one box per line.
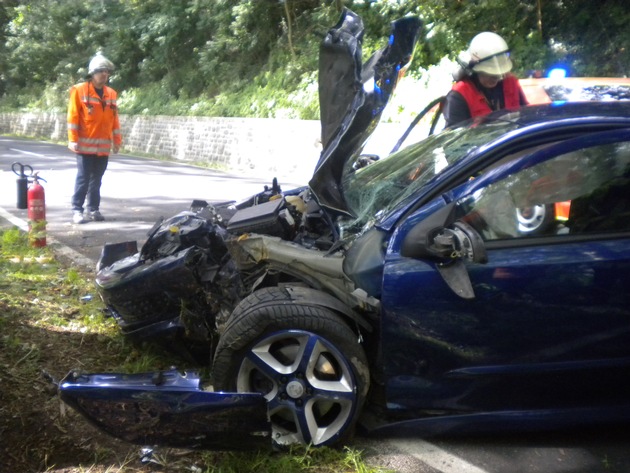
left=443, top=32, right=528, bottom=128
left=67, top=52, right=122, bottom=224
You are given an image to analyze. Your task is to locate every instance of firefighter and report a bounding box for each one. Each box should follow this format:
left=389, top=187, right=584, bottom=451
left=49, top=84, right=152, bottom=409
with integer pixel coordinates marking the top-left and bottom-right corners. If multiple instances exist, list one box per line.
left=443, top=32, right=529, bottom=128
left=67, top=52, right=122, bottom=224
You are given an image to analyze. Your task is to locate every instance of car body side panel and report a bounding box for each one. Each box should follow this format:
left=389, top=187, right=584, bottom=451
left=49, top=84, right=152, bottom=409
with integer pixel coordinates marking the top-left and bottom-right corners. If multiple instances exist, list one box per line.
left=58, top=370, right=271, bottom=451
left=367, top=405, right=630, bottom=438
left=380, top=234, right=630, bottom=413
left=378, top=126, right=630, bottom=415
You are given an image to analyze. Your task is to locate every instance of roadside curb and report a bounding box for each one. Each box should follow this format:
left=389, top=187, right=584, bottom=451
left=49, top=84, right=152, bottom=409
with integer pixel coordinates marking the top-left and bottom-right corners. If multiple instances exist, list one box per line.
left=0, top=206, right=96, bottom=272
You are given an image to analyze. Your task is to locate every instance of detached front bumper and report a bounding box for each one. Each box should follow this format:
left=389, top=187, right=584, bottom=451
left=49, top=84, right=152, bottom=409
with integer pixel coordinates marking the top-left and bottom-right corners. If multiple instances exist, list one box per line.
left=59, top=370, right=271, bottom=451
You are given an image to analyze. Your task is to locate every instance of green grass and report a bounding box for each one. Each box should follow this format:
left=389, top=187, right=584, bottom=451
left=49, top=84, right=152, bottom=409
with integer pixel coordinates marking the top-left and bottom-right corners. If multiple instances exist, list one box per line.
left=195, top=445, right=390, bottom=473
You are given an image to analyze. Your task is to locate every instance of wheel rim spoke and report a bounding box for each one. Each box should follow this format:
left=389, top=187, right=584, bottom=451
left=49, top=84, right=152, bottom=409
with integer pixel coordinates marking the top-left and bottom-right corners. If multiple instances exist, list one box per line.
left=296, top=333, right=321, bottom=374
left=310, top=383, right=355, bottom=400
left=238, top=329, right=359, bottom=446
left=294, top=402, right=316, bottom=444
left=251, top=338, right=299, bottom=375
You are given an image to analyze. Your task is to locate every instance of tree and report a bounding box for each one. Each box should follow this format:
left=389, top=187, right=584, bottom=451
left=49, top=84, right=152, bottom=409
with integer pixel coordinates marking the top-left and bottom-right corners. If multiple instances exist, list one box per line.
left=1, top=0, right=628, bottom=115
left=540, top=0, right=629, bottom=76
left=0, top=0, right=19, bottom=96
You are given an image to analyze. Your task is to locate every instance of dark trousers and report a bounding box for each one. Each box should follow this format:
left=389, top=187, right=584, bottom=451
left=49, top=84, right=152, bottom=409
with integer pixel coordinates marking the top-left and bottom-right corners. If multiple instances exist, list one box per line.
left=71, top=154, right=109, bottom=212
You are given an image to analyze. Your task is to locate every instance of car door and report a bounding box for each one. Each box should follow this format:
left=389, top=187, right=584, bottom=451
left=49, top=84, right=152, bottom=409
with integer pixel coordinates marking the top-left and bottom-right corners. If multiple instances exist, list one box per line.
left=380, top=129, right=630, bottom=415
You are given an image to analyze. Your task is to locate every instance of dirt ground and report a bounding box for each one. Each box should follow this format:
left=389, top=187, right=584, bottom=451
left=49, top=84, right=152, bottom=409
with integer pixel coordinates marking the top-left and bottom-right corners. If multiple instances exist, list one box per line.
left=0, top=290, right=208, bottom=473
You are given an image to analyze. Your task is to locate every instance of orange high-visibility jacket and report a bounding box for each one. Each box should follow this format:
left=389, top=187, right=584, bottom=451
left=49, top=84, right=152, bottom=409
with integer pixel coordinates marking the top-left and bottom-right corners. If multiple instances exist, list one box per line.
left=67, top=81, right=122, bottom=156
left=453, top=74, right=524, bottom=118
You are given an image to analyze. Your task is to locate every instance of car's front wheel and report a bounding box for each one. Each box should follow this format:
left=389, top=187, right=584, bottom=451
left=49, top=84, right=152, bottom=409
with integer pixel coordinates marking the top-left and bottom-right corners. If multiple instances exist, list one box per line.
left=212, top=287, right=369, bottom=448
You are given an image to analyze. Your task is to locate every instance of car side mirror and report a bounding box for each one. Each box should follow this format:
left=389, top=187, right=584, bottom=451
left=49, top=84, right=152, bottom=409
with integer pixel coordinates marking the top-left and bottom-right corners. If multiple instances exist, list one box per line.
left=432, top=221, right=488, bottom=300
left=431, top=221, right=488, bottom=265
left=402, top=207, right=488, bottom=299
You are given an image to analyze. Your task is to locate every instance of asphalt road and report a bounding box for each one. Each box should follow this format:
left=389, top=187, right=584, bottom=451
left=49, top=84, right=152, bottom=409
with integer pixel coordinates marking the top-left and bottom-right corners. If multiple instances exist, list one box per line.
left=2, top=136, right=629, bottom=473
left=0, top=136, right=281, bottom=270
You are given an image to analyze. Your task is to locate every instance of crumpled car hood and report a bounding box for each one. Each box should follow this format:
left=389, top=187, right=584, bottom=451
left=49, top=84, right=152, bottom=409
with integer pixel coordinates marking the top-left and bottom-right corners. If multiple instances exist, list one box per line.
left=310, top=9, right=422, bottom=216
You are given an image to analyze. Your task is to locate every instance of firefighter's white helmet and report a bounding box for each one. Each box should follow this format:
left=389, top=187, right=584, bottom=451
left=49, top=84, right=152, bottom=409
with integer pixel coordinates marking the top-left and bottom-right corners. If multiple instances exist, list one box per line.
left=88, top=53, right=115, bottom=76
left=465, top=32, right=512, bottom=76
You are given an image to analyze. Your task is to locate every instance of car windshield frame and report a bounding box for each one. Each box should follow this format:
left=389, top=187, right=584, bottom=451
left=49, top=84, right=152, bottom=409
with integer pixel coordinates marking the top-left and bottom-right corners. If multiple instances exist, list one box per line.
left=341, top=119, right=523, bottom=229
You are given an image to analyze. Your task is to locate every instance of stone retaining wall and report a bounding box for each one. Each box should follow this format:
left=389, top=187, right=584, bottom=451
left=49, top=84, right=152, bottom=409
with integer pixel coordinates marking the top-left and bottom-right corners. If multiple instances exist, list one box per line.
left=0, top=112, right=411, bottom=183
left=0, top=112, right=323, bottom=183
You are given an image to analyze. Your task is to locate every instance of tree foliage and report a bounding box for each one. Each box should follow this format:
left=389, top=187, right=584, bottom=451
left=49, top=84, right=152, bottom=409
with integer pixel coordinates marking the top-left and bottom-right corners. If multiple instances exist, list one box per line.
left=0, top=0, right=628, bottom=118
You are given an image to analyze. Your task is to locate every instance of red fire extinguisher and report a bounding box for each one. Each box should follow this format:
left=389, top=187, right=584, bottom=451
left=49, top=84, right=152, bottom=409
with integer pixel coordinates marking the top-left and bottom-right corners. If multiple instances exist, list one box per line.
left=27, top=173, right=47, bottom=247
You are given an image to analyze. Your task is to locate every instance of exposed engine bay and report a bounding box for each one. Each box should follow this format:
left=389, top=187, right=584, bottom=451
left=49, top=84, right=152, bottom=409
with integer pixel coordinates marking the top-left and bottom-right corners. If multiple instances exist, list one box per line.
left=94, top=8, right=419, bottom=362
left=95, top=179, right=379, bottom=361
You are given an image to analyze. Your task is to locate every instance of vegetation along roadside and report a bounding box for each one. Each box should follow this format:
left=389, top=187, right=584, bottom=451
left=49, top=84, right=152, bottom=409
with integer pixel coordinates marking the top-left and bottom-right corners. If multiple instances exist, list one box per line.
left=0, top=226, right=392, bottom=473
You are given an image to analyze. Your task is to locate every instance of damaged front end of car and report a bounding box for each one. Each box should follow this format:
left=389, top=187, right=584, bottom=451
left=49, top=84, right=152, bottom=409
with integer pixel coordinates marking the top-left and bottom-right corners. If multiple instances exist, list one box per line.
left=60, top=8, right=421, bottom=451
left=95, top=201, right=241, bottom=361
left=93, top=8, right=419, bottom=362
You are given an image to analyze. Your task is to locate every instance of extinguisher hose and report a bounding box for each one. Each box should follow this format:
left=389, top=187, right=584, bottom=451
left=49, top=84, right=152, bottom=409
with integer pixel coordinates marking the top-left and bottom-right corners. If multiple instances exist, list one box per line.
left=30, top=174, right=47, bottom=184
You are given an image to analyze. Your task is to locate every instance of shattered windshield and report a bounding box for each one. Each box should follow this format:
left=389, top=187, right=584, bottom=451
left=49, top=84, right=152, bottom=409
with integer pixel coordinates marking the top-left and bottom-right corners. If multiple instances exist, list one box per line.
left=342, top=120, right=521, bottom=227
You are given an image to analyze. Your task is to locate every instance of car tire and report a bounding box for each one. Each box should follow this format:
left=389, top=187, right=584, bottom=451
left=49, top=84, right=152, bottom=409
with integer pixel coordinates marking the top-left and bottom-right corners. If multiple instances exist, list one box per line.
left=212, top=287, right=369, bottom=448
left=516, top=203, right=555, bottom=234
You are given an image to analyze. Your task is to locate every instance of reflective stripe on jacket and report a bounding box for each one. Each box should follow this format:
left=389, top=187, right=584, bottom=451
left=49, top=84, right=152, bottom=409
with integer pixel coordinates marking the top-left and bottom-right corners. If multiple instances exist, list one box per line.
left=67, top=82, right=122, bottom=156
left=453, top=74, right=523, bottom=118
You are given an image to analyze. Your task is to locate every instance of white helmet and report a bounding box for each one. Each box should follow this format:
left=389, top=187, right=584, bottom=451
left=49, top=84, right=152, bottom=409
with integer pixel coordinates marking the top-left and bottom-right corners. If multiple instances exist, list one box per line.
left=88, top=53, right=114, bottom=76
left=464, top=32, right=512, bottom=76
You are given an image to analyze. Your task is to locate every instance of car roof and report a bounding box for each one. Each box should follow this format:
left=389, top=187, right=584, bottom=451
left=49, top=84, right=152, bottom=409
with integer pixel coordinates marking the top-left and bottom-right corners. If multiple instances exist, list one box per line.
left=483, top=100, right=630, bottom=125
left=520, top=77, right=630, bottom=104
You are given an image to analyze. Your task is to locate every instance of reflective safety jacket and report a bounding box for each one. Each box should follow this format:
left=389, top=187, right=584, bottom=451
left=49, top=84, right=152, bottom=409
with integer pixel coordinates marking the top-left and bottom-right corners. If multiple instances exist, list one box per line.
left=67, top=81, right=122, bottom=156
left=452, top=74, right=523, bottom=118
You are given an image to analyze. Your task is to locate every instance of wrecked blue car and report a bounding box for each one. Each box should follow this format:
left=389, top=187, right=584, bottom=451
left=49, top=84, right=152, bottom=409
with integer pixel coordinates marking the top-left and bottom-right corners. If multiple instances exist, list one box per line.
left=59, top=9, right=630, bottom=451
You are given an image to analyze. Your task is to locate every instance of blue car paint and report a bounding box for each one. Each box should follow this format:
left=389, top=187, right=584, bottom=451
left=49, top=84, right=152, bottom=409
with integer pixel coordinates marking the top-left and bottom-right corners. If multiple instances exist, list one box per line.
left=381, top=238, right=630, bottom=409
left=379, top=122, right=630, bottom=414
left=59, top=370, right=271, bottom=450
left=60, top=107, right=630, bottom=449
left=368, top=405, right=630, bottom=438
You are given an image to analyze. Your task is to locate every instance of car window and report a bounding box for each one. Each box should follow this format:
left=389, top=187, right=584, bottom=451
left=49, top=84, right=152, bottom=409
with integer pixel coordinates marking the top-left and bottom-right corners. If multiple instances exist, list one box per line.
left=341, top=120, right=520, bottom=229
left=458, top=140, right=630, bottom=240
